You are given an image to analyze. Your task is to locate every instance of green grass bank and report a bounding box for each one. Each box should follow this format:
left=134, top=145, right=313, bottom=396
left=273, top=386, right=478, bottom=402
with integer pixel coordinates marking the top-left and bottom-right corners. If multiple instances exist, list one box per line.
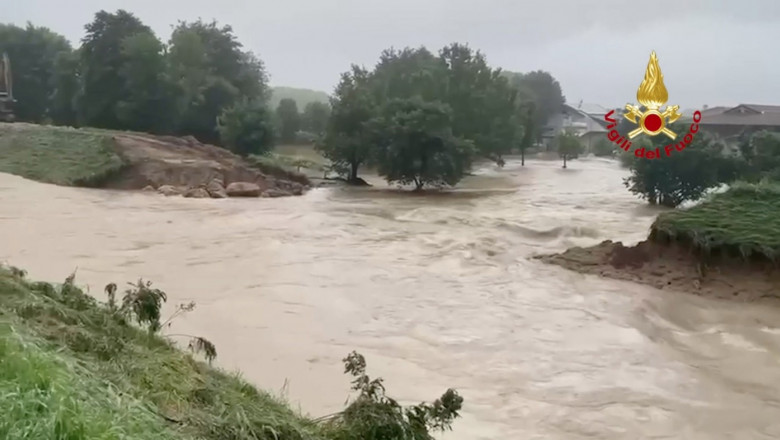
left=0, top=123, right=126, bottom=187
left=0, top=266, right=462, bottom=440
left=650, top=182, right=780, bottom=261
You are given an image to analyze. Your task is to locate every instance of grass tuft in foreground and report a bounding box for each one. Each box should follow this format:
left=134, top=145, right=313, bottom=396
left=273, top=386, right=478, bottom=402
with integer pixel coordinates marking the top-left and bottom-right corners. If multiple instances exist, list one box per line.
left=0, top=265, right=462, bottom=439
left=0, top=123, right=128, bottom=186
left=650, top=181, right=780, bottom=260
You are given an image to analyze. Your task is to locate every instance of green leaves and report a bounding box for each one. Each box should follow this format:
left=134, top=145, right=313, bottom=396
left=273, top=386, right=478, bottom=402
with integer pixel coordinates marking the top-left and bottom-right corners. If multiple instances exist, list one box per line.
left=504, top=70, right=566, bottom=142
left=371, top=98, right=475, bottom=189
left=3, top=13, right=272, bottom=145
left=320, top=43, right=546, bottom=187
left=120, top=279, right=167, bottom=333
left=623, top=134, right=733, bottom=207
left=217, top=98, right=275, bottom=156
left=0, top=23, right=73, bottom=123
left=317, top=65, right=377, bottom=181
left=332, top=351, right=464, bottom=440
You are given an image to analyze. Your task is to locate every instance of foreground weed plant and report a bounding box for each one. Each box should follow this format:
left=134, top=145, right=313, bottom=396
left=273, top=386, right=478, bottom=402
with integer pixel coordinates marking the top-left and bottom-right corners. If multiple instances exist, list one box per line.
left=0, top=264, right=464, bottom=439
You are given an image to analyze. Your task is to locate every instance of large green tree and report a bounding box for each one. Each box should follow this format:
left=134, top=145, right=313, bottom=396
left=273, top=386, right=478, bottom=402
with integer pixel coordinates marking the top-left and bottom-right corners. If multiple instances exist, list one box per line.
left=78, top=10, right=153, bottom=128
left=439, top=43, right=519, bottom=165
left=371, top=98, right=476, bottom=190
left=372, top=47, right=445, bottom=102
left=115, top=32, right=177, bottom=133
left=505, top=70, right=565, bottom=143
left=0, top=23, right=72, bottom=122
left=168, top=20, right=270, bottom=143
left=317, top=65, right=377, bottom=182
left=322, top=43, right=539, bottom=184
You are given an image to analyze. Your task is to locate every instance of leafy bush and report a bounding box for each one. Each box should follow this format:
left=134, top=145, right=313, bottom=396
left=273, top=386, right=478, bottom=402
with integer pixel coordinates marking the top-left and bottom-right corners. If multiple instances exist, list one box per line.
left=218, top=98, right=276, bottom=157
left=324, top=352, right=463, bottom=440
left=623, top=134, right=742, bottom=207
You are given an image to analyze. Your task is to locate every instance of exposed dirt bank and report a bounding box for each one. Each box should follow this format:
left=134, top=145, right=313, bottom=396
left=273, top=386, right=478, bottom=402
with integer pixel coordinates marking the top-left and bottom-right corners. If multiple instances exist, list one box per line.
left=108, top=132, right=309, bottom=198
left=536, top=239, right=780, bottom=303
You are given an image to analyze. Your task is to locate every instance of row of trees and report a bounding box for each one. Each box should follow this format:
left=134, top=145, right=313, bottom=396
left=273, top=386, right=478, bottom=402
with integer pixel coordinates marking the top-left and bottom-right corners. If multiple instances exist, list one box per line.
left=316, top=44, right=565, bottom=188
left=0, top=12, right=273, bottom=148
left=2, top=13, right=567, bottom=181
left=621, top=128, right=780, bottom=207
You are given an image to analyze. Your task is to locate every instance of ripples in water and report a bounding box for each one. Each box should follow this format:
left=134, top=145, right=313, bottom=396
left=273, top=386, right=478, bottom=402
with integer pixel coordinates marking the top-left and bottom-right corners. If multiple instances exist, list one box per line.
left=1, top=156, right=779, bottom=439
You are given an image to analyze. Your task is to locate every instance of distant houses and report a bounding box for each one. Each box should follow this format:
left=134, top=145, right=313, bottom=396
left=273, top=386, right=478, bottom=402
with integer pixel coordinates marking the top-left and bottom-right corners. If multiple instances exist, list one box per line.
left=697, top=104, right=780, bottom=143
left=542, top=103, right=608, bottom=151
left=542, top=102, right=780, bottom=151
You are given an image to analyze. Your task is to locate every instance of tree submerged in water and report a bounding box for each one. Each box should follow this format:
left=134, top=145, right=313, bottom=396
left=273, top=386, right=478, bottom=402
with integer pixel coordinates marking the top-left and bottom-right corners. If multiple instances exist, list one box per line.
left=370, top=98, right=476, bottom=190
left=554, top=129, right=584, bottom=169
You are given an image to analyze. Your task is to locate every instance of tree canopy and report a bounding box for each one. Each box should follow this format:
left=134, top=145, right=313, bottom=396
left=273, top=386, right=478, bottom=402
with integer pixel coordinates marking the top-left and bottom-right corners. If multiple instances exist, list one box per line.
left=0, top=23, right=73, bottom=123
left=317, top=43, right=566, bottom=187
left=1, top=11, right=274, bottom=147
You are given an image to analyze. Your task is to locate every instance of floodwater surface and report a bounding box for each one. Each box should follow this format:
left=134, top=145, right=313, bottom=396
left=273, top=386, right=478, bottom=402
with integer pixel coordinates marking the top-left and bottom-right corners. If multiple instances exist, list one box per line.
left=2, top=157, right=780, bottom=439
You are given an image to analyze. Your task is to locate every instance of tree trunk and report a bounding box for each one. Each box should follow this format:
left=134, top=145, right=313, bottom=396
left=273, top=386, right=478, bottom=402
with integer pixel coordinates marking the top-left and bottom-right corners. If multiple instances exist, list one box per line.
left=349, top=162, right=359, bottom=182
left=521, top=149, right=525, bottom=166
left=562, top=154, right=567, bottom=169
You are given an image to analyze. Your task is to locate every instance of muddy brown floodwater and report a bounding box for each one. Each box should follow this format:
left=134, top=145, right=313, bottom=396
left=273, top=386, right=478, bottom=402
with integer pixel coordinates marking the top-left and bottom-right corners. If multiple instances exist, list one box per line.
left=3, top=157, right=780, bottom=439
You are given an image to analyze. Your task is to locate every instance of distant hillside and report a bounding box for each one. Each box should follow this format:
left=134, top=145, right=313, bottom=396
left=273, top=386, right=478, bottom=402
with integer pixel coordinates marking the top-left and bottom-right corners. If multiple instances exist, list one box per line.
left=270, top=86, right=330, bottom=109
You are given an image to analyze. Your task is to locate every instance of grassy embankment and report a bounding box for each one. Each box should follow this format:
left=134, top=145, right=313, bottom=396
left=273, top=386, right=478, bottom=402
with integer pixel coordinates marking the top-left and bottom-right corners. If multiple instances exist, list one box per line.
left=0, top=124, right=126, bottom=187
left=649, top=181, right=780, bottom=260
left=0, top=266, right=462, bottom=439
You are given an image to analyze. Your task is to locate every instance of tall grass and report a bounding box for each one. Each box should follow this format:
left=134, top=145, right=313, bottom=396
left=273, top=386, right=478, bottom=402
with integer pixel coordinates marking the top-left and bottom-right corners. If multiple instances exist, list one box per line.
left=0, top=266, right=462, bottom=440
left=0, top=325, right=179, bottom=439
left=650, top=181, right=780, bottom=260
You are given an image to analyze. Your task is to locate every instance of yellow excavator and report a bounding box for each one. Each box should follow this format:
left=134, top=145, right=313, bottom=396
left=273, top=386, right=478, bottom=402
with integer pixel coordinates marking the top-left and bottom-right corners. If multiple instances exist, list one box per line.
left=0, top=52, right=15, bottom=122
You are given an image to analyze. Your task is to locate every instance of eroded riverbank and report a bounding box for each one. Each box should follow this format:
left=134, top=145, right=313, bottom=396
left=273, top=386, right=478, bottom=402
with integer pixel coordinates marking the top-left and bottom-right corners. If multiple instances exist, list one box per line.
left=2, top=157, right=780, bottom=439
left=538, top=239, right=780, bottom=303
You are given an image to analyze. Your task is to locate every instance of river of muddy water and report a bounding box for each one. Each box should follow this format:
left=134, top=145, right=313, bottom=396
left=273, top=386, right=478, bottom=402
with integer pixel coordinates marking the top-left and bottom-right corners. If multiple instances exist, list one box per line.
left=2, top=157, right=780, bottom=439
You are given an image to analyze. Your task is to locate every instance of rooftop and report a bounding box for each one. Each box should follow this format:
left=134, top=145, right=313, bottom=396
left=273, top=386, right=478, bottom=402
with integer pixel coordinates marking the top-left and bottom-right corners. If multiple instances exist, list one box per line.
left=700, top=104, right=780, bottom=126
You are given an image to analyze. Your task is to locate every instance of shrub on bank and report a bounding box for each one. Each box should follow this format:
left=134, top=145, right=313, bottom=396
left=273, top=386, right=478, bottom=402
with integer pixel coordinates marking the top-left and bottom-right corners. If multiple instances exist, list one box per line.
left=650, top=181, right=780, bottom=260
left=0, top=266, right=462, bottom=440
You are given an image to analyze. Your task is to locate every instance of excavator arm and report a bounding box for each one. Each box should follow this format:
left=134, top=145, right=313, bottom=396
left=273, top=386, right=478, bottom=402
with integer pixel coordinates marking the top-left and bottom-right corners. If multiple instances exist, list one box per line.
left=0, top=52, right=15, bottom=122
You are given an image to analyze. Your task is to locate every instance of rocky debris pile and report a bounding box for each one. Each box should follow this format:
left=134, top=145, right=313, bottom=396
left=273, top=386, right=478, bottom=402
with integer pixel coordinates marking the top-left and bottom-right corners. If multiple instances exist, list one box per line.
left=146, top=177, right=306, bottom=199
left=110, top=132, right=310, bottom=199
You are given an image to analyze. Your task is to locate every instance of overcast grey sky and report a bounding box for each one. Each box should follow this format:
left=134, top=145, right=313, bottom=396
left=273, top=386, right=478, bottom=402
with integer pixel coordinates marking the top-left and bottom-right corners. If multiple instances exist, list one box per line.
left=6, top=0, right=780, bottom=108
